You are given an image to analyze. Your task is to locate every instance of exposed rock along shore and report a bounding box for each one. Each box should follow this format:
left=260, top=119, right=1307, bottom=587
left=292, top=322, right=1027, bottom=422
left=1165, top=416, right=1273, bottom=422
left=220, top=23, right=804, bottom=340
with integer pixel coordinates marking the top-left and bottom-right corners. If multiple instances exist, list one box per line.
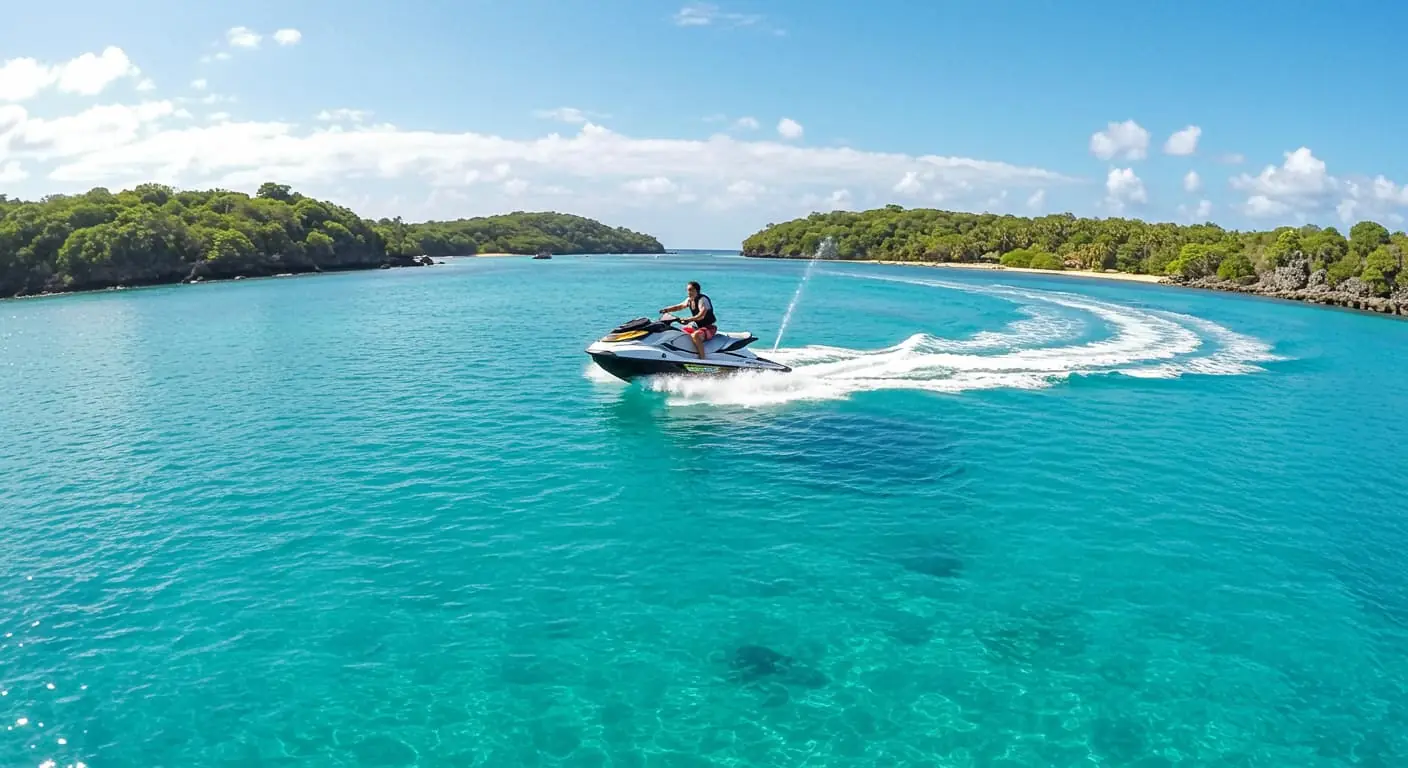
left=1164, top=258, right=1408, bottom=317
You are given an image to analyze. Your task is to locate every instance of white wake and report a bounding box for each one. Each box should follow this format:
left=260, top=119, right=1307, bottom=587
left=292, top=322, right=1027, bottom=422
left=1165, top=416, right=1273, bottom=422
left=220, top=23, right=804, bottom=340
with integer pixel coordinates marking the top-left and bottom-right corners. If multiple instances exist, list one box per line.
left=612, top=273, right=1283, bottom=407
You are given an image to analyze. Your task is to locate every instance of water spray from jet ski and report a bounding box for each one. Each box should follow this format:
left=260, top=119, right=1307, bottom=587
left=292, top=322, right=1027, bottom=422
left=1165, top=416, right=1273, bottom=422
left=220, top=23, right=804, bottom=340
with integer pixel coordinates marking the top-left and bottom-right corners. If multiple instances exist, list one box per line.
left=772, top=235, right=836, bottom=351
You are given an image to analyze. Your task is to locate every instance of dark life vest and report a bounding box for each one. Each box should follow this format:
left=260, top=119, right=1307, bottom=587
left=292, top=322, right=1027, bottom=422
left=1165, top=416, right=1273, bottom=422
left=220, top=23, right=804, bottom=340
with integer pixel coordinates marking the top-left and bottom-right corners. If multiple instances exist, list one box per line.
left=690, top=293, right=717, bottom=327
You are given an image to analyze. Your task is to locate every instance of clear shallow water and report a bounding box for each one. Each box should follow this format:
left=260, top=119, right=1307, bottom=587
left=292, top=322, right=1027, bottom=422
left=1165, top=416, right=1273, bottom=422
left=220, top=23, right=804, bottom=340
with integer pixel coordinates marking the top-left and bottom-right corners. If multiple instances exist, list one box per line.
left=1, top=254, right=1406, bottom=767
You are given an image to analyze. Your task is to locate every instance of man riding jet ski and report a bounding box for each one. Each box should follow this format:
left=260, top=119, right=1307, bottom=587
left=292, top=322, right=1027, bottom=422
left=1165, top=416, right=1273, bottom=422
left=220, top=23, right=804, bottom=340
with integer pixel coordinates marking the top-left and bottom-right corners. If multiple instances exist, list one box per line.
left=584, top=280, right=791, bottom=381
left=659, top=280, right=716, bottom=359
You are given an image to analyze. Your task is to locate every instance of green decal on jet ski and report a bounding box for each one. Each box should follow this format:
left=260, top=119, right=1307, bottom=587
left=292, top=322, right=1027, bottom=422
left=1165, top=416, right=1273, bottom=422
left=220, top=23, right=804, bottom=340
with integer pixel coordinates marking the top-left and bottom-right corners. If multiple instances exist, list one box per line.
left=683, top=364, right=723, bottom=374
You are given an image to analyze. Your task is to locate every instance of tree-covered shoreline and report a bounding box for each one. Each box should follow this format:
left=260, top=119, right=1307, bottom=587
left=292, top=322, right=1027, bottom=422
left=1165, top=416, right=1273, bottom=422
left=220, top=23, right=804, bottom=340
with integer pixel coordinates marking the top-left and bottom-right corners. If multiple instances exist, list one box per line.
left=741, top=205, right=1408, bottom=316
left=0, top=183, right=664, bottom=299
left=405, top=212, right=663, bottom=258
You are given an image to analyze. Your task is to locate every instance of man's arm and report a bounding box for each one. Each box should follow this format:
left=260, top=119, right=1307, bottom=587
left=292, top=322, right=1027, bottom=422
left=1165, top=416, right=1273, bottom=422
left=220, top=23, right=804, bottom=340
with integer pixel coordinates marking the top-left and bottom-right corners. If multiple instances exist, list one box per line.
left=659, top=300, right=687, bottom=314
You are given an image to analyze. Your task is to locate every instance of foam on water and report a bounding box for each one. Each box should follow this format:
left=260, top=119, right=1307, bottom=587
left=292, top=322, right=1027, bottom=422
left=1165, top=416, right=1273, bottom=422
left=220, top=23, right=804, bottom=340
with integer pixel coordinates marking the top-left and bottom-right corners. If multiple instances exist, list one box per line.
left=633, top=272, right=1283, bottom=407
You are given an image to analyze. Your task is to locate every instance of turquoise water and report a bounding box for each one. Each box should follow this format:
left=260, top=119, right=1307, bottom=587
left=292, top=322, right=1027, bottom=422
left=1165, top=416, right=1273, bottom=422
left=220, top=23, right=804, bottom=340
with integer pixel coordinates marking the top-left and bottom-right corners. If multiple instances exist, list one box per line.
left=2, top=254, right=1406, bottom=766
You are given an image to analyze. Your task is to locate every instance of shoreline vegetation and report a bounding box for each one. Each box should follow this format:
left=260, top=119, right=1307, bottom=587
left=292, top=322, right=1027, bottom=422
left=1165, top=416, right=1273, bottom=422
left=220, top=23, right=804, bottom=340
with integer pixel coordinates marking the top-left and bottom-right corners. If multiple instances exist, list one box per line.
left=742, top=205, right=1408, bottom=317
left=0, top=183, right=664, bottom=299
left=5, top=183, right=1405, bottom=318
left=746, top=255, right=1167, bottom=284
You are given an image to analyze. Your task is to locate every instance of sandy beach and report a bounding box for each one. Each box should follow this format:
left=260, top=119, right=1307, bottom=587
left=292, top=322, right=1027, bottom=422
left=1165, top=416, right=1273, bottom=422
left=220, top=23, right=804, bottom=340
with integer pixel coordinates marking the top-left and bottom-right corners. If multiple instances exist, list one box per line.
left=464, top=250, right=1167, bottom=284
left=829, top=258, right=1169, bottom=284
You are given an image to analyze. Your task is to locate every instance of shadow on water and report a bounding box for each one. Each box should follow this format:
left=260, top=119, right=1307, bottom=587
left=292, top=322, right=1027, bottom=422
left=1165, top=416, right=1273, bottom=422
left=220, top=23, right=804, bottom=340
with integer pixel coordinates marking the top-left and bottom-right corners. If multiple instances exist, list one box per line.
left=716, top=643, right=830, bottom=707
left=595, top=388, right=966, bottom=484
left=594, top=382, right=979, bottom=587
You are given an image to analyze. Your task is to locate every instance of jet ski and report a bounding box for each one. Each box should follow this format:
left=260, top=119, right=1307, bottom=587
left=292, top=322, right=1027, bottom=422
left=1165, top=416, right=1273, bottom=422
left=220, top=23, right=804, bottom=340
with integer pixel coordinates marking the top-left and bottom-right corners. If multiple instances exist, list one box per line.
left=586, top=314, right=792, bottom=381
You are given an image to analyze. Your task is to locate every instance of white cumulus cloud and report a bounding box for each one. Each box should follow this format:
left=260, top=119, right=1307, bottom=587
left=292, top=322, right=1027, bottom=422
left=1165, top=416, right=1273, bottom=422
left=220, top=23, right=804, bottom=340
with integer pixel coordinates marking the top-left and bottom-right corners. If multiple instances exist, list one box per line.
left=1104, top=167, right=1147, bottom=214
left=821, top=188, right=852, bottom=210
left=0, top=46, right=140, bottom=101
left=1178, top=199, right=1213, bottom=222
left=0, top=161, right=28, bottom=183
left=1231, top=147, right=1335, bottom=217
left=1164, top=125, right=1201, bottom=156
left=733, top=116, right=759, bottom=131
left=19, top=117, right=1068, bottom=202
left=1367, top=175, right=1408, bottom=206
left=274, top=29, right=303, bottom=46
left=1183, top=170, right=1201, bottom=193
left=1244, top=195, right=1289, bottom=218
left=190, top=79, right=208, bottom=91
left=1089, top=119, right=1149, bottom=161
left=3, top=100, right=176, bottom=160
left=1225, top=146, right=1408, bottom=223
left=0, top=46, right=1087, bottom=244
left=1026, top=189, right=1045, bottom=210
left=893, top=171, right=924, bottom=196
left=777, top=117, right=803, bottom=140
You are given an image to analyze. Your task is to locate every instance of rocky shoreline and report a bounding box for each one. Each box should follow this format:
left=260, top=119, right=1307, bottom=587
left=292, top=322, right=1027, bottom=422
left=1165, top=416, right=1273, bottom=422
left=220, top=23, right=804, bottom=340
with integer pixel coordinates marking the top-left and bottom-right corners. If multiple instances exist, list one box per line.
left=746, top=252, right=1407, bottom=319
left=1163, top=258, right=1408, bottom=317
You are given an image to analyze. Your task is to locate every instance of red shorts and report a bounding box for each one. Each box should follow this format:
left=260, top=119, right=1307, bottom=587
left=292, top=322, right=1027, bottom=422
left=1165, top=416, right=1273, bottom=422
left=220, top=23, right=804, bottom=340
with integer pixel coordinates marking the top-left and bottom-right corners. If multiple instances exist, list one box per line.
left=685, top=325, right=717, bottom=341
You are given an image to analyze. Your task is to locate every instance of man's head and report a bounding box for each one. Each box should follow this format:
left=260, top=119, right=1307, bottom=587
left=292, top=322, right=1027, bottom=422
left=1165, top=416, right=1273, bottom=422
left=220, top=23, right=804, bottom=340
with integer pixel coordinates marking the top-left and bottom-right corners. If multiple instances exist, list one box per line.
left=687, top=281, right=700, bottom=296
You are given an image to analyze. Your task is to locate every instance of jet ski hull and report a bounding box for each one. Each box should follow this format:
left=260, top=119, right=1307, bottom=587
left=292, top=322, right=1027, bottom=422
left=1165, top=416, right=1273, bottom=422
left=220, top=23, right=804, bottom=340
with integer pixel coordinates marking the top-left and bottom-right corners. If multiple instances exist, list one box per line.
left=587, top=350, right=711, bottom=381
left=587, top=349, right=787, bottom=381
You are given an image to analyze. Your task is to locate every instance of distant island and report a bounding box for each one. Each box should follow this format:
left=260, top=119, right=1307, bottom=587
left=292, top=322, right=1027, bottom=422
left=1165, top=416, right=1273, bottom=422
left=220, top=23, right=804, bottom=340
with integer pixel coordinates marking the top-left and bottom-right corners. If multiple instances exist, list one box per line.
left=743, top=205, right=1408, bottom=317
left=407, top=211, right=663, bottom=258
left=0, top=183, right=664, bottom=299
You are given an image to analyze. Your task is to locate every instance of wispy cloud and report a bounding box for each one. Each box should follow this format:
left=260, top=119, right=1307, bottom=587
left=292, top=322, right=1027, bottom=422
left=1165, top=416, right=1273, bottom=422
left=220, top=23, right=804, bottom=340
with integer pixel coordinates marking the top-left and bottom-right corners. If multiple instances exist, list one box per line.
left=226, top=26, right=262, bottom=49
left=534, top=107, right=608, bottom=125
left=672, top=3, right=785, bottom=35
left=702, top=114, right=761, bottom=132
left=200, top=26, right=298, bottom=62
left=317, top=108, right=371, bottom=123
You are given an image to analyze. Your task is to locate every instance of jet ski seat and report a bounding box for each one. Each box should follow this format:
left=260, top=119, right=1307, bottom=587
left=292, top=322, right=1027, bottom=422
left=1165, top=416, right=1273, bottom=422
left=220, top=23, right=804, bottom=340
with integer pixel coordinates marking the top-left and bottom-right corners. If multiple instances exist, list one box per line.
left=665, top=332, right=759, bottom=356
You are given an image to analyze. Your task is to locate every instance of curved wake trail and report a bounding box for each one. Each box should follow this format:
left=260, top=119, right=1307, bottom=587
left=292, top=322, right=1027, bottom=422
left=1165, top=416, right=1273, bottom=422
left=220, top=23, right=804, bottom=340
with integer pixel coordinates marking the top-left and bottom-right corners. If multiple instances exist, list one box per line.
left=630, top=272, right=1283, bottom=407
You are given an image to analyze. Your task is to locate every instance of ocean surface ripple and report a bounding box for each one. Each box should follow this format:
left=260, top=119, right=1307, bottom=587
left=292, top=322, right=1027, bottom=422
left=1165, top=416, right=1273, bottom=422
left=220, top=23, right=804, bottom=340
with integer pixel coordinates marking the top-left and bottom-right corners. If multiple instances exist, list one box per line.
left=2, top=255, right=1406, bottom=766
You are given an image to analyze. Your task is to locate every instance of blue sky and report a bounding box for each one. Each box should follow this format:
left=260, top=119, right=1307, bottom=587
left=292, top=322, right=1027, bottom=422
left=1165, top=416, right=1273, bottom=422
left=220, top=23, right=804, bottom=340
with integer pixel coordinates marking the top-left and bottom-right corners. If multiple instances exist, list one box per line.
left=2, top=0, right=1407, bottom=246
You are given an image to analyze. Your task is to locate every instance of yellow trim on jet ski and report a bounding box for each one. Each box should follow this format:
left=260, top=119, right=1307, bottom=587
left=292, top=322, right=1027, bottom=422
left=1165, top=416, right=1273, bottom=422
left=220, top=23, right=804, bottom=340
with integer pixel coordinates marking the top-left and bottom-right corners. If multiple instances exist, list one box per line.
left=602, top=330, right=648, bottom=342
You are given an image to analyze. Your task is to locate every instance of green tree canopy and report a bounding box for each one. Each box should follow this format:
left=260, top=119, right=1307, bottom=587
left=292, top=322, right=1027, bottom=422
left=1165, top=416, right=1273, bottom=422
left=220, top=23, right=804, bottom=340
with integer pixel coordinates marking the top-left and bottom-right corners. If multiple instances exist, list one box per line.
left=1, top=184, right=664, bottom=297
left=740, top=205, right=1406, bottom=295
left=402, top=212, right=663, bottom=257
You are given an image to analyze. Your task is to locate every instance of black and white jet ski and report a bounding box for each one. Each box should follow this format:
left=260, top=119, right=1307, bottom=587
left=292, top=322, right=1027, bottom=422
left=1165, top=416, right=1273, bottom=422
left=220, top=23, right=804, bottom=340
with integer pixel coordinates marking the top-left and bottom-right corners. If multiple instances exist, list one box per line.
left=586, top=314, right=792, bottom=381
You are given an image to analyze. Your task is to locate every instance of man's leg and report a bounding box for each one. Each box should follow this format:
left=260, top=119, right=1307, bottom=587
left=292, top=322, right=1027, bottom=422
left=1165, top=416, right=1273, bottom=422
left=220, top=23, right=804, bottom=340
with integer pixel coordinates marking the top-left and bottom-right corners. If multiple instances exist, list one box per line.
left=689, top=329, right=705, bottom=359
